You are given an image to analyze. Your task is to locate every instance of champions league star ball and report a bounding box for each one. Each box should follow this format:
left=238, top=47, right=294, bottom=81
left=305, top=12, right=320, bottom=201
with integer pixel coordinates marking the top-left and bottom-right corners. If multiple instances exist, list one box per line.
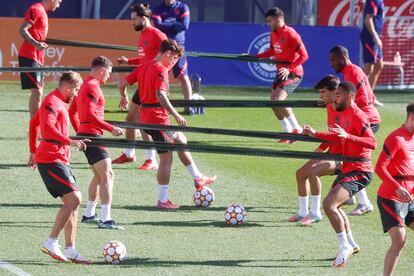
left=193, top=186, right=215, bottom=207
left=102, top=240, right=127, bottom=264
left=224, top=204, right=248, bottom=226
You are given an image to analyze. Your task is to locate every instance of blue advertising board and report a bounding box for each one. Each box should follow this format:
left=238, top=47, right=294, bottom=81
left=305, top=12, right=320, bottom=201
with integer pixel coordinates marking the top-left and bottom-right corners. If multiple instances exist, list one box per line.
left=185, top=23, right=360, bottom=88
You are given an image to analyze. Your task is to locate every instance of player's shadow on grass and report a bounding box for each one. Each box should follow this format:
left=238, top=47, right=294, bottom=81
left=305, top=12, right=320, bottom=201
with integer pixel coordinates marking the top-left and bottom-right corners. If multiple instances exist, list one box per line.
left=0, top=136, right=26, bottom=141
left=101, top=257, right=331, bottom=268
left=0, top=203, right=62, bottom=209
left=131, top=219, right=264, bottom=228
left=0, top=163, right=29, bottom=169
left=2, top=259, right=50, bottom=266
left=0, top=221, right=51, bottom=229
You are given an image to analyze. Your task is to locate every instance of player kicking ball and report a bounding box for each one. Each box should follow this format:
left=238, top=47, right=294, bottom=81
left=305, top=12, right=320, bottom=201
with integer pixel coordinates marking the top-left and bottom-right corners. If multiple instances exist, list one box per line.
left=118, top=38, right=216, bottom=208
left=29, top=71, right=91, bottom=264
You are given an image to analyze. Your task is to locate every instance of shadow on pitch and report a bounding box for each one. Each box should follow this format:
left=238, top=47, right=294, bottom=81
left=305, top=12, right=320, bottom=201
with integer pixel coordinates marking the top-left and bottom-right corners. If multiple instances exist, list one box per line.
left=0, top=203, right=62, bottom=208
left=95, top=257, right=331, bottom=268
left=0, top=163, right=29, bottom=169
left=0, top=221, right=51, bottom=229
left=0, top=109, right=28, bottom=113
left=2, top=259, right=50, bottom=266
left=131, top=219, right=264, bottom=228
left=0, top=136, right=26, bottom=141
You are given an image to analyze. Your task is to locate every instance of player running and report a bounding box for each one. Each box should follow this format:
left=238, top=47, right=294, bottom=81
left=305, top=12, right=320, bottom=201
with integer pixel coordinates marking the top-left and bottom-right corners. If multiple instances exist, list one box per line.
left=303, top=82, right=376, bottom=268
left=69, top=56, right=125, bottom=230
left=375, top=103, right=414, bottom=276
left=112, top=3, right=167, bottom=170
left=18, top=0, right=63, bottom=118
left=255, top=7, right=308, bottom=143
left=29, top=71, right=91, bottom=264
left=118, top=38, right=216, bottom=209
left=288, top=75, right=342, bottom=226
left=329, top=45, right=381, bottom=215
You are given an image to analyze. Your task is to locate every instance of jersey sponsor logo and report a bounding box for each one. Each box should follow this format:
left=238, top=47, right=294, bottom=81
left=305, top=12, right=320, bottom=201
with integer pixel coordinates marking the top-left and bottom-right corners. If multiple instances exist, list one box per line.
left=247, top=32, right=276, bottom=83
left=138, top=47, right=145, bottom=58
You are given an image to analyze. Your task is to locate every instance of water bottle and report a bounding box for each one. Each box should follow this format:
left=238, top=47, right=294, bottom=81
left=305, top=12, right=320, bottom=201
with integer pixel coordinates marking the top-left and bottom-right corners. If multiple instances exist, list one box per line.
left=190, top=74, right=205, bottom=115
left=394, top=51, right=401, bottom=64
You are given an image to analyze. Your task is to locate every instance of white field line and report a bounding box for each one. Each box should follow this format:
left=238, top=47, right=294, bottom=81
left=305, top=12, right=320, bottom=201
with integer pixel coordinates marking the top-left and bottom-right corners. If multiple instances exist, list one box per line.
left=0, top=259, right=32, bottom=276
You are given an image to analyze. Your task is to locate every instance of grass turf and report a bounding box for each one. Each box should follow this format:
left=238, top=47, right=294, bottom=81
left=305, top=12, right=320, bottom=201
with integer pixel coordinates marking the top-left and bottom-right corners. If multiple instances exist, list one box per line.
left=0, top=81, right=414, bottom=275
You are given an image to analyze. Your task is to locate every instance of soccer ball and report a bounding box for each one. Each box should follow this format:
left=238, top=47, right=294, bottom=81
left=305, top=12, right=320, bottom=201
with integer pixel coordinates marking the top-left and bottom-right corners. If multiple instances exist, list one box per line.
left=224, top=204, right=248, bottom=226
left=193, top=186, right=215, bottom=207
left=102, top=240, right=127, bottom=264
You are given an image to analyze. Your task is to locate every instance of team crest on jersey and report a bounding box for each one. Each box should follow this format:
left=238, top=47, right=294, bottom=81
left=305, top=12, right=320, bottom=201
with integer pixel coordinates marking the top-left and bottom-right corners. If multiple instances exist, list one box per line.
left=144, top=41, right=149, bottom=47
left=247, top=32, right=276, bottom=83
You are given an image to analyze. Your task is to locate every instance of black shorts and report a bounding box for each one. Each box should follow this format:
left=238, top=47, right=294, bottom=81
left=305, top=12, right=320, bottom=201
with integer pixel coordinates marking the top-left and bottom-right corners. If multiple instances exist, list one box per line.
left=18, top=56, right=44, bottom=89
left=333, top=171, right=373, bottom=197
left=377, top=196, right=414, bottom=233
left=37, top=163, right=78, bottom=198
left=370, top=123, right=380, bottom=134
left=78, top=133, right=110, bottom=165
left=131, top=89, right=141, bottom=105
left=272, top=73, right=302, bottom=93
left=143, top=129, right=175, bottom=154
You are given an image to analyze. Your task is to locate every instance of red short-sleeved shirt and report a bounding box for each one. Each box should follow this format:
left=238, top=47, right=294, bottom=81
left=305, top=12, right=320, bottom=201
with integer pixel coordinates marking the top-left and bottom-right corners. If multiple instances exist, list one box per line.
left=18, top=3, right=48, bottom=64
left=126, top=61, right=170, bottom=124
left=127, top=26, right=167, bottom=65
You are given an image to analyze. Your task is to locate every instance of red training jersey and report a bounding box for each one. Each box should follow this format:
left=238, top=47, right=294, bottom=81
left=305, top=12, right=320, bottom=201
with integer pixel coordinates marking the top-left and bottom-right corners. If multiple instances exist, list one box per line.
left=128, top=26, right=167, bottom=65
left=342, top=63, right=381, bottom=124
left=256, top=24, right=308, bottom=77
left=18, top=3, right=48, bottom=65
left=125, top=61, right=170, bottom=125
left=70, top=76, right=114, bottom=135
left=318, top=103, right=343, bottom=155
left=315, top=103, right=376, bottom=173
left=376, top=126, right=414, bottom=201
left=29, top=89, right=72, bottom=164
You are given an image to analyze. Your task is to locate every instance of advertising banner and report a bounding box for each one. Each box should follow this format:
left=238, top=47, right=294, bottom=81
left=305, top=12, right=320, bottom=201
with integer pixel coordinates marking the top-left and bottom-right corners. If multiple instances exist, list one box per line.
left=0, top=18, right=359, bottom=88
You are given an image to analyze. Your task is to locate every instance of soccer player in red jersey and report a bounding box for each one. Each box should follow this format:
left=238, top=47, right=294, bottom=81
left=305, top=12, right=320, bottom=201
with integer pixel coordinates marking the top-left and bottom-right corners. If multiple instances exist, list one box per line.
left=118, top=39, right=216, bottom=209
left=69, top=56, right=125, bottom=230
left=289, top=75, right=343, bottom=226
left=375, top=103, right=414, bottom=276
left=113, top=3, right=167, bottom=169
left=28, top=71, right=91, bottom=264
left=18, top=0, right=63, bottom=118
left=329, top=45, right=381, bottom=215
left=303, top=82, right=376, bottom=268
left=255, top=7, right=308, bottom=143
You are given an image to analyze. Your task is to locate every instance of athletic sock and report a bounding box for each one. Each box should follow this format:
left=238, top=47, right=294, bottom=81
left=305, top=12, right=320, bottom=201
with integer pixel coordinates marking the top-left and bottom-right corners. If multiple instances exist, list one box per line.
left=45, top=237, right=58, bottom=248
left=287, top=114, right=302, bottom=131
left=346, top=231, right=358, bottom=248
left=337, top=231, right=349, bottom=248
left=124, top=148, right=135, bottom=158
left=298, top=196, right=309, bottom=217
left=279, top=118, right=293, bottom=133
left=146, top=149, right=157, bottom=161
left=311, top=195, right=321, bottom=217
left=63, top=246, right=77, bottom=258
left=100, top=204, right=111, bottom=223
left=356, top=189, right=371, bottom=206
left=158, top=185, right=169, bottom=203
left=186, top=163, right=203, bottom=180
left=85, top=200, right=97, bottom=217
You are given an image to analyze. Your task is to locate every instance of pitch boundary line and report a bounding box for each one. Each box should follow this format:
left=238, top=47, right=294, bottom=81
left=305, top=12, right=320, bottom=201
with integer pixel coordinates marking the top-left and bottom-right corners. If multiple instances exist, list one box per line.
left=0, top=259, right=32, bottom=276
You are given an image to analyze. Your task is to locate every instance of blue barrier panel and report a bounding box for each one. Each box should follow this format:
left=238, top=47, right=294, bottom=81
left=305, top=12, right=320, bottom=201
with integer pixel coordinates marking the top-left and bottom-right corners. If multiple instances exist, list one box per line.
left=186, top=23, right=359, bottom=88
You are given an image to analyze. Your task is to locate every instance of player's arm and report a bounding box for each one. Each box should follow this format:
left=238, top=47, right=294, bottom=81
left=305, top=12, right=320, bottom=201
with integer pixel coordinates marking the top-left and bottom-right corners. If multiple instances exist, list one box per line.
left=157, top=89, right=186, bottom=126
left=288, top=33, right=309, bottom=71
left=364, top=4, right=382, bottom=48
left=375, top=137, right=401, bottom=188
left=28, top=110, right=40, bottom=169
left=344, top=116, right=377, bottom=149
left=19, top=10, right=48, bottom=50
left=348, top=72, right=370, bottom=107
left=118, top=66, right=139, bottom=109
left=68, top=96, right=79, bottom=132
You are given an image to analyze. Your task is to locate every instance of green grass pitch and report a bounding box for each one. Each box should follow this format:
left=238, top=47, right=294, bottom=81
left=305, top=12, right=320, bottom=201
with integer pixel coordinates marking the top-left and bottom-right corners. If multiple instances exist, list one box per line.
left=0, top=81, right=414, bottom=275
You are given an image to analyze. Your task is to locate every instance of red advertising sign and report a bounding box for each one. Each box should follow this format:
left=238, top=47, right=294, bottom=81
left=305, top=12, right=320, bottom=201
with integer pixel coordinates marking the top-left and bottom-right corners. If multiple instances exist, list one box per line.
left=317, top=0, right=414, bottom=87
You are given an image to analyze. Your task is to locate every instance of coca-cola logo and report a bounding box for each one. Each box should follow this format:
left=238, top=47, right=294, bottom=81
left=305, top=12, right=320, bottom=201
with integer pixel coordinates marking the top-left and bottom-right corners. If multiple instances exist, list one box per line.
left=325, top=0, right=414, bottom=39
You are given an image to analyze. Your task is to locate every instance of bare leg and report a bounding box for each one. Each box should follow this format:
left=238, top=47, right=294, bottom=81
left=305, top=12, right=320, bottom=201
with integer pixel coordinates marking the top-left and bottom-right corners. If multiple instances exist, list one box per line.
left=383, top=226, right=406, bottom=276
left=323, top=184, right=350, bottom=233
left=49, top=191, right=81, bottom=238
left=125, top=102, right=140, bottom=142
left=368, top=60, right=384, bottom=91
left=180, top=75, right=192, bottom=100
left=64, top=205, right=79, bottom=247
left=157, top=152, right=173, bottom=184
left=174, top=132, right=194, bottom=166
left=270, top=88, right=289, bottom=120
left=92, top=158, right=114, bottom=205
left=29, top=88, right=43, bottom=118
left=308, top=160, right=336, bottom=196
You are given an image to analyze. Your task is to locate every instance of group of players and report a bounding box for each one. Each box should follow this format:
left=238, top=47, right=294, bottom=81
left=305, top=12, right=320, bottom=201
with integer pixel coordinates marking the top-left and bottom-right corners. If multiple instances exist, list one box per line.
left=17, top=0, right=414, bottom=274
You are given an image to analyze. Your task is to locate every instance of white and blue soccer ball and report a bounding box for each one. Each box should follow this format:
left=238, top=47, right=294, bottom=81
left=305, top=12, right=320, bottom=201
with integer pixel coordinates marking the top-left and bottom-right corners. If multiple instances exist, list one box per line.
left=224, top=204, right=248, bottom=226
left=193, top=186, right=215, bottom=207
left=102, top=240, right=127, bottom=264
